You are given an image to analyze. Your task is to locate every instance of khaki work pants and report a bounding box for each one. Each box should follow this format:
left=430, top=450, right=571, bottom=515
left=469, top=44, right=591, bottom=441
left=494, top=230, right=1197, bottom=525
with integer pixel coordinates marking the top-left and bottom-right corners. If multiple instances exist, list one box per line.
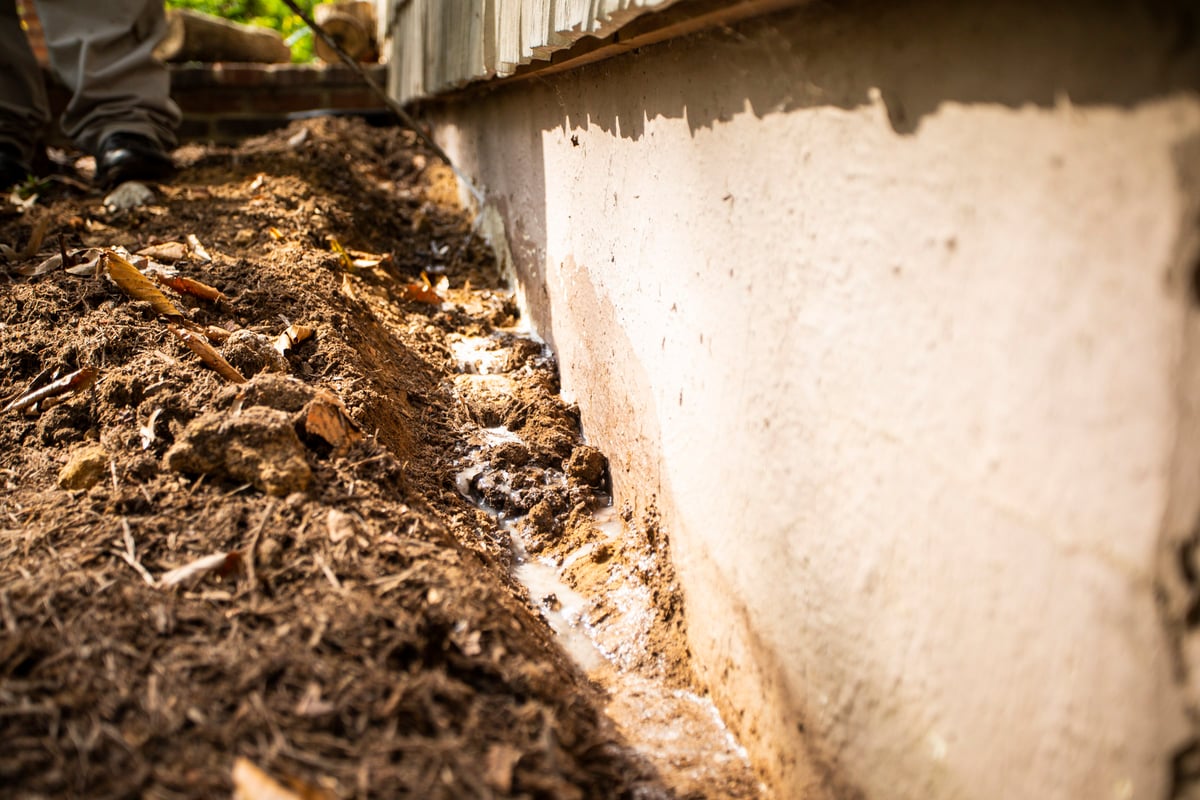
left=0, top=0, right=181, bottom=161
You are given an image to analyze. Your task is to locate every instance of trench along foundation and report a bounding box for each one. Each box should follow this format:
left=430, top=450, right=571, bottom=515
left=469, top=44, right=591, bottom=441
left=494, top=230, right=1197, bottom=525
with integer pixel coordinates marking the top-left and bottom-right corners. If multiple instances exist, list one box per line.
left=449, top=332, right=765, bottom=798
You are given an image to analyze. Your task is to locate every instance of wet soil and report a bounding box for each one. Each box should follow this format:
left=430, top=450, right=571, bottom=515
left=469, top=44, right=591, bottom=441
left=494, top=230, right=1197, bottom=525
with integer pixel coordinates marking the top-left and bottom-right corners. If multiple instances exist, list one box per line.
left=0, top=118, right=758, bottom=799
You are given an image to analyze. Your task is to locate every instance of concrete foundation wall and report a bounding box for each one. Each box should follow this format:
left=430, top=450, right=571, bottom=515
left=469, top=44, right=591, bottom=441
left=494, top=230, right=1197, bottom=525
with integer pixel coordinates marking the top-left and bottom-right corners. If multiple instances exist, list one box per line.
left=424, top=2, right=1200, bottom=797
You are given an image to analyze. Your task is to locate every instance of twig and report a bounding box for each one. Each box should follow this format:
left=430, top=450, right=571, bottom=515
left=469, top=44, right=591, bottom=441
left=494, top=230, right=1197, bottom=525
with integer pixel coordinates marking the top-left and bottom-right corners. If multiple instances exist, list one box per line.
left=117, top=519, right=156, bottom=586
left=314, top=553, right=342, bottom=591
left=2, top=366, right=97, bottom=414
left=348, top=452, right=389, bottom=469
left=0, top=590, right=16, bottom=633
left=244, top=498, right=278, bottom=595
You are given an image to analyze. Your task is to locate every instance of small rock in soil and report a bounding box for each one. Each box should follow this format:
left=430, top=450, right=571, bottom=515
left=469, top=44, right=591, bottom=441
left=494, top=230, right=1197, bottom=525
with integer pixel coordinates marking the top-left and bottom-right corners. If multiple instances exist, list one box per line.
left=57, top=443, right=108, bottom=490
left=103, top=181, right=155, bottom=212
left=165, top=406, right=311, bottom=496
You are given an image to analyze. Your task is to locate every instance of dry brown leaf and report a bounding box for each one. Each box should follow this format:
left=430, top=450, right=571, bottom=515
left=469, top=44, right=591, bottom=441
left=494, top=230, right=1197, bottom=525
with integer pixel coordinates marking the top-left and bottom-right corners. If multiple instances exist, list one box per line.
left=16, top=253, right=64, bottom=277
left=158, top=551, right=241, bottom=588
left=153, top=273, right=227, bottom=302
left=273, top=324, right=315, bottom=356
left=63, top=248, right=105, bottom=276
left=198, top=324, right=232, bottom=343
left=167, top=323, right=247, bottom=384
left=3, top=366, right=97, bottom=414
left=305, top=391, right=363, bottom=452
left=400, top=283, right=443, bottom=305
left=103, top=250, right=183, bottom=318
left=232, top=757, right=336, bottom=800
left=137, top=241, right=187, bottom=262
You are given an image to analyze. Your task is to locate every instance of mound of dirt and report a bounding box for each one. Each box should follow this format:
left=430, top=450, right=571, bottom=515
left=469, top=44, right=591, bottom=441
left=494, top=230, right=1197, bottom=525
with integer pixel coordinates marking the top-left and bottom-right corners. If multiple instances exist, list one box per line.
left=0, top=118, right=682, bottom=799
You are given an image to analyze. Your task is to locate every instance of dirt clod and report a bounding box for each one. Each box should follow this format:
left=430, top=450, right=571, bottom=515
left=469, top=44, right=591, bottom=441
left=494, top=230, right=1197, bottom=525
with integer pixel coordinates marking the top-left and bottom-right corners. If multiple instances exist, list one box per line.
left=165, top=405, right=312, bottom=495
left=223, top=328, right=290, bottom=376
left=226, top=372, right=315, bottom=412
left=57, top=443, right=108, bottom=489
left=566, top=444, right=608, bottom=487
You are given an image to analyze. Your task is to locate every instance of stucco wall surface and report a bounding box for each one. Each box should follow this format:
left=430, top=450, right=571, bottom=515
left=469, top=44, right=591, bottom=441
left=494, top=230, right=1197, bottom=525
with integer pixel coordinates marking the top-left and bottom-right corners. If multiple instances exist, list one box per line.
left=423, top=2, right=1200, bottom=798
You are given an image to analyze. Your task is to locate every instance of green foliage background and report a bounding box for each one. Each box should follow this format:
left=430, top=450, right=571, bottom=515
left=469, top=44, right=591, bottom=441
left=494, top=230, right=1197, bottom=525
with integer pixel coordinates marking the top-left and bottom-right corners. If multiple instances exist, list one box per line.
left=165, top=0, right=318, bottom=62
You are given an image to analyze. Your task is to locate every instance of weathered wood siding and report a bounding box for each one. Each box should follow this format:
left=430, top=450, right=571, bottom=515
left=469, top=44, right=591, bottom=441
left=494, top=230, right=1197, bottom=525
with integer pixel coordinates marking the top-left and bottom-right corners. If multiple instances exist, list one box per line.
left=383, top=0, right=679, bottom=102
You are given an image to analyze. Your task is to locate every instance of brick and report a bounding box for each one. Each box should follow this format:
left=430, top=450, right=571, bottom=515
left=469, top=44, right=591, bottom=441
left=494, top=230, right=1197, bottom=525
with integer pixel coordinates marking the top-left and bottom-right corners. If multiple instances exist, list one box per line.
left=326, top=88, right=387, bottom=110
left=238, top=89, right=330, bottom=114
left=208, top=116, right=291, bottom=141
left=176, top=118, right=215, bottom=142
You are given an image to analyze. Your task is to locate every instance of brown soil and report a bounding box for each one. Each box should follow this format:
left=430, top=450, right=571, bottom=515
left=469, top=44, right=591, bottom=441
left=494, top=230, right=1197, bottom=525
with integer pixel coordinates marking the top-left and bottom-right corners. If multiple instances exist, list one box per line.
left=0, top=118, right=712, bottom=799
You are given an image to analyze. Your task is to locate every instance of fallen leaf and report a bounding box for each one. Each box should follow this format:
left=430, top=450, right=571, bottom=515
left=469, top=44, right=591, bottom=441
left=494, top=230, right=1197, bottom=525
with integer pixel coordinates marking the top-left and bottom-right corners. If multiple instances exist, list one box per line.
left=232, top=757, right=336, bottom=800
left=400, top=283, right=443, bottom=305
left=16, top=253, right=64, bottom=277
left=3, top=367, right=97, bottom=415
left=167, top=323, right=247, bottom=384
left=159, top=551, right=241, bottom=588
left=8, top=190, right=37, bottom=212
left=137, top=241, right=188, bottom=262
left=153, top=274, right=227, bottom=302
left=64, top=248, right=105, bottom=276
left=287, top=128, right=309, bottom=149
left=199, top=324, right=232, bottom=343
left=186, top=233, right=212, bottom=262
left=273, top=324, right=315, bottom=357
left=304, top=391, right=363, bottom=453
left=140, top=408, right=163, bottom=449
left=103, top=250, right=182, bottom=318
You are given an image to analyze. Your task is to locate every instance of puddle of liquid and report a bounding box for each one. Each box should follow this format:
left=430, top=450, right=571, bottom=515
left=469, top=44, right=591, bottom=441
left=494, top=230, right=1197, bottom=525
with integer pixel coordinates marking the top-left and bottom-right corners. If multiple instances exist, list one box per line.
left=511, top=536, right=609, bottom=673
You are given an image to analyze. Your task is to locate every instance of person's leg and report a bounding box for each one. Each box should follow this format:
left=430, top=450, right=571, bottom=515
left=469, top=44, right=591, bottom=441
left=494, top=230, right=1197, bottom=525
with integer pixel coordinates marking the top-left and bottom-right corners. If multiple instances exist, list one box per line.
left=0, top=0, right=50, bottom=184
left=33, top=0, right=180, bottom=156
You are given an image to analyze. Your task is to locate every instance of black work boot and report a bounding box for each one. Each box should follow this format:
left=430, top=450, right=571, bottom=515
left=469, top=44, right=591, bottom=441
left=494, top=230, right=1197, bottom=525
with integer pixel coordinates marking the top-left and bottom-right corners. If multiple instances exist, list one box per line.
left=0, top=143, right=32, bottom=191
left=95, top=133, right=175, bottom=189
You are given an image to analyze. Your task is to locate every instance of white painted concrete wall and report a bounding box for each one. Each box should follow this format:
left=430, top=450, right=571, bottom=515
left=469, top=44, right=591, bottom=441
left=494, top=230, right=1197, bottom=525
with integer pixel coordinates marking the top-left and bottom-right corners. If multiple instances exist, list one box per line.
left=418, top=2, right=1200, bottom=798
